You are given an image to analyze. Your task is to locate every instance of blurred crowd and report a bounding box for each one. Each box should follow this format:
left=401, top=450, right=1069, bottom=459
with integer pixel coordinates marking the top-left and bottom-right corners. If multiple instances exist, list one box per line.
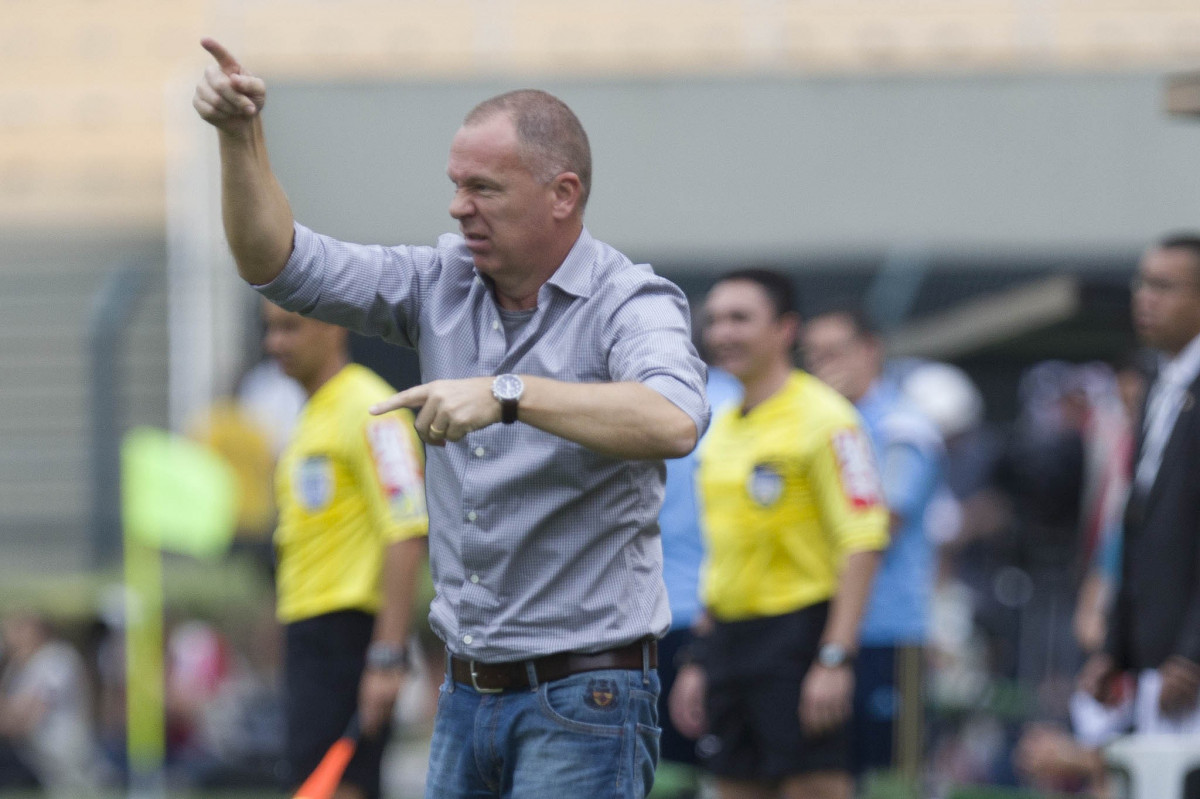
left=0, top=604, right=286, bottom=796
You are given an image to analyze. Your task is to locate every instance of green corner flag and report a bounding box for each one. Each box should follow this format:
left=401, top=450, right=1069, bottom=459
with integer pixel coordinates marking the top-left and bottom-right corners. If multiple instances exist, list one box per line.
left=122, top=426, right=238, bottom=558
left=120, top=426, right=238, bottom=794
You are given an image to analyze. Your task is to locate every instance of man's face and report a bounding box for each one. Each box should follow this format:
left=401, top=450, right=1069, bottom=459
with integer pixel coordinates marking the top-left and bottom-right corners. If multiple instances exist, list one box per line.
left=262, top=302, right=339, bottom=385
left=703, top=280, right=795, bottom=384
left=801, top=314, right=879, bottom=403
left=447, top=114, right=558, bottom=281
left=1132, top=247, right=1200, bottom=355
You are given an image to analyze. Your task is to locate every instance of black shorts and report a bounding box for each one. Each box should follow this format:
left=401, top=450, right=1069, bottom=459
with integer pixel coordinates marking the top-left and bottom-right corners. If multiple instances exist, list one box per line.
left=284, top=610, right=389, bottom=799
left=699, top=603, right=849, bottom=781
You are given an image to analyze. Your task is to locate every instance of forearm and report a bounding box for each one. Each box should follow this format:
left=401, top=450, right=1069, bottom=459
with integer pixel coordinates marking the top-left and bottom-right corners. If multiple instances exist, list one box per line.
left=821, top=549, right=881, bottom=651
left=518, top=376, right=698, bottom=459
left=218, top=119, right=295, bottom=286
left=372, top=537, right=427, bottom=650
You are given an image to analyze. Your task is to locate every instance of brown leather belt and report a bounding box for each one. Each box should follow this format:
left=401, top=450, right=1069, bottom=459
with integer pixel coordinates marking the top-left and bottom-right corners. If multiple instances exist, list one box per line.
left=450, top=639, right=657, bottom=693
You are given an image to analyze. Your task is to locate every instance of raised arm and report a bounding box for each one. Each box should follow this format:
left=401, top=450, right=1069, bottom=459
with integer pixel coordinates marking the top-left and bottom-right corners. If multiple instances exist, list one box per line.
left=193, top=38, right=295, bottom=285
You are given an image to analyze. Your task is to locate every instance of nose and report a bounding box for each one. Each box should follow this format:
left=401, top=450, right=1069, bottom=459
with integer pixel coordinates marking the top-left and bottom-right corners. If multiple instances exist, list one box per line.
left=703, top=320, right=729, bottom=348
left=449, top=189, right=473, bottom=220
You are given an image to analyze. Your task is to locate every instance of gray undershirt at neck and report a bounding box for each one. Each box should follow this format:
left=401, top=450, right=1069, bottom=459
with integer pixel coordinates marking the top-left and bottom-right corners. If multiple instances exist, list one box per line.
left=498, top=307, right=536, bottom=345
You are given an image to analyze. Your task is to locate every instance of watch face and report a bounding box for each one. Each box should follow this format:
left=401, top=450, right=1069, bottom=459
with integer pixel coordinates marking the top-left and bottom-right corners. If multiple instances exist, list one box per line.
left=493, top=373, right=523, bottom=401
left=818, top=644, right=846, bottom=668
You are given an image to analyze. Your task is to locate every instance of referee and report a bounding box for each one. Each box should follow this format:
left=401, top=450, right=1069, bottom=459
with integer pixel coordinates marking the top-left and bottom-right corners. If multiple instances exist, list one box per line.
left=264, top=301, right=428, bottom=799
left=670, top=270, right=887, bottom=799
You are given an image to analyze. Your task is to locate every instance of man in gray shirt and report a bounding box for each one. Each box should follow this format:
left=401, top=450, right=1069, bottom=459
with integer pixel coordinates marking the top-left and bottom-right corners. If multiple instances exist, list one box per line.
left=194, top=39, right=709, bottom=799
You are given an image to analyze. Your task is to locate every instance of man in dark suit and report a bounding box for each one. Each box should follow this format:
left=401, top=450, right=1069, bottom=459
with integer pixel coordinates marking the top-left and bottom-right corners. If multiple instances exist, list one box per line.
left=1080, top=234, right=1200, bottom=733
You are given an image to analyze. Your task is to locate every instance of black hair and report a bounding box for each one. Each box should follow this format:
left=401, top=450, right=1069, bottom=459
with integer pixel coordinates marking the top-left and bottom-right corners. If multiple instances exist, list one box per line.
left=714, top=268, right=798, bottom=319
left=807, top=300, right=879, bottom=340
left=1158, top=233, right=1200, bottom=279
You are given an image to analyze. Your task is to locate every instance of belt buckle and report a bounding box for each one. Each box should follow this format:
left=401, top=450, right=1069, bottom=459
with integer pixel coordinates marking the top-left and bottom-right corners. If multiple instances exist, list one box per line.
left=469, top=660, right=503, bottom=694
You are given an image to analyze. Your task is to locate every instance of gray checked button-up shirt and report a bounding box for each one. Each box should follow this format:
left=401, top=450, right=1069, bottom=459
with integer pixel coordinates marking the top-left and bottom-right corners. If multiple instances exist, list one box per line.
left=258, top=222, right=710, bottom=662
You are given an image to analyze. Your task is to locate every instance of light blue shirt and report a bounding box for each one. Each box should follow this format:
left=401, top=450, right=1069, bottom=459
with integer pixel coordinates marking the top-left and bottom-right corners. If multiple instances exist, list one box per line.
left=259, top=222, right=710, bottom=662
left=659, top=368, right=742, bottom=631
left=855, top=379, right=943, bottom=646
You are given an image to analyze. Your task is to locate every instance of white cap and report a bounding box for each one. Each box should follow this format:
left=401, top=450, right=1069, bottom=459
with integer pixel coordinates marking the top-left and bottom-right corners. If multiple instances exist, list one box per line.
left=902, top=361, right=984, bottom=440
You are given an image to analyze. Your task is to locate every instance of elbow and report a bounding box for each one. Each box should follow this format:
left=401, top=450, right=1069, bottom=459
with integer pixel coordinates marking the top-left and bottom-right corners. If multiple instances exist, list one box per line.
left=658, top=417, right=698, bottom=460
left=230, top=224, right=294, bottom=286
left=234, top=249, right=289, bottom=287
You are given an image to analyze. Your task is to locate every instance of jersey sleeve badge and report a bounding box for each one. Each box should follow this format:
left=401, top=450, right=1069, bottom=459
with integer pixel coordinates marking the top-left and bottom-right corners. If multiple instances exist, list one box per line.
left=831, top=428, right=883, bottom=510
left=366, top=417, right=426, bottom=518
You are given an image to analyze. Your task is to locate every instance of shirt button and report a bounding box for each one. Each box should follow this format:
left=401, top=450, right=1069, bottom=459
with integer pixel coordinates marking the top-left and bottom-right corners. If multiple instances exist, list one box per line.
left=467, top=511, right=478, bottom=522
left=463, top=634, right=473, bottom=645
left=474, top=446, right=486, bottom=458
left=492, top=320, right=500, bottom=330
left=470, top=574, right=480, bottom=584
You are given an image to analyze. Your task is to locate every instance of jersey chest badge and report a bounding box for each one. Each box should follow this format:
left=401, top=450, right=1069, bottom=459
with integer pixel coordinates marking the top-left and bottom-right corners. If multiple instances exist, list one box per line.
left=295, top=455, right=333, bottom=511
left=747, top=462, right=785, bottom=507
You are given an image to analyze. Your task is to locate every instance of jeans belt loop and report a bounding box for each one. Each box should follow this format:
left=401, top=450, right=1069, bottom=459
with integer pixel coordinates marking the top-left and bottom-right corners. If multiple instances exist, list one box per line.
left=469, top=660, right=504, bottom=694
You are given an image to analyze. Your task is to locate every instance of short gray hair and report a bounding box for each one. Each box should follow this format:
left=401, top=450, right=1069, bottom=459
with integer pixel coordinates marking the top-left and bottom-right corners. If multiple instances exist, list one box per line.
left=465, top=89, right=592, bottom=210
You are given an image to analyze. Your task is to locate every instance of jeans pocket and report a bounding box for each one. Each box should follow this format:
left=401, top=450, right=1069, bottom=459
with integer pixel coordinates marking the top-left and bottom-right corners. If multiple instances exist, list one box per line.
left=635, top=722, right=662, bottom=793
left=537, top=670, right=633, bottom=736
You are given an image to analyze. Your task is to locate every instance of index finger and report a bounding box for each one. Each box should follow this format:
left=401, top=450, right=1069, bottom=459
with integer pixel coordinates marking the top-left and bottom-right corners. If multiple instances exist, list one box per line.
left=201, top=37, right=242, bottom=74
left=370, top=385, right=429, bottom=416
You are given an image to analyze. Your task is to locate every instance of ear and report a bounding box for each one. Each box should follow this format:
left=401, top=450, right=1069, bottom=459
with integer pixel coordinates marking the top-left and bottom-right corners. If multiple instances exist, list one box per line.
left=549, top=172, right=583, bottom=220
left=779, top=311, right=801, bottom=349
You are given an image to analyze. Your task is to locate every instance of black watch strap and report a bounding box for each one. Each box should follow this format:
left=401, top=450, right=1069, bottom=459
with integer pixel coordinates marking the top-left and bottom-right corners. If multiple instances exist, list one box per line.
left=500, top=397, right=518, bottom=424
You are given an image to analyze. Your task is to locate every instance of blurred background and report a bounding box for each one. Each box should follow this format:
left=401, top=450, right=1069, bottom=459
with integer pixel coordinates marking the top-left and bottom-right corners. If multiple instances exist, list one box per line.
left=3, top=1, right=1200, bottom=797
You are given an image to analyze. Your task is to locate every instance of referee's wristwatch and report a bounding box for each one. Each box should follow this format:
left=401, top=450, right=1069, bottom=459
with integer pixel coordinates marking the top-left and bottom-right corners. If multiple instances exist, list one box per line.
left=817, top=642, right=854, bottom=669
left=366, top=642, right=410, bottom=672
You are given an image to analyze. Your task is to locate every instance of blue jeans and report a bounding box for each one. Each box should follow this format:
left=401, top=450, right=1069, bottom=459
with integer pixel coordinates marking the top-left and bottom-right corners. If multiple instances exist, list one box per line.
left=425, top=666, right=661, bottom=798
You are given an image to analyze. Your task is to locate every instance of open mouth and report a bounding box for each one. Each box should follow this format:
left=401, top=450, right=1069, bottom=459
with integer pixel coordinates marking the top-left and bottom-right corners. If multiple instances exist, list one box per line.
left=464, top=235, right=490, bottom=255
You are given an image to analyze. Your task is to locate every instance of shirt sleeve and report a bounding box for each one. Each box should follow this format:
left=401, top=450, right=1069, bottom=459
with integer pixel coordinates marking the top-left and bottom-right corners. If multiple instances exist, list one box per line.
left=254, top=222, right=440, bottom=348
left=603, top=274, right=710, bottom=437
left=357, top=411, right=429, bottom=543
left=810, top=422, right=890, bottom=559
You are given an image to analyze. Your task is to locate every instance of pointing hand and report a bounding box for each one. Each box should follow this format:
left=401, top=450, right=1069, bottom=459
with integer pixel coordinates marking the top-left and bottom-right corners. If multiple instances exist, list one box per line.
left=192, top=38, right=267, bottom=132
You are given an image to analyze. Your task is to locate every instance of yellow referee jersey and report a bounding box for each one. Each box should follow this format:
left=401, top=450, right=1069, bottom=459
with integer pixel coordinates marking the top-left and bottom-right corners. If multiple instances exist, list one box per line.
left=274, top=364, right=428, bottom=623
left=697, top=371, right=888, bottom=621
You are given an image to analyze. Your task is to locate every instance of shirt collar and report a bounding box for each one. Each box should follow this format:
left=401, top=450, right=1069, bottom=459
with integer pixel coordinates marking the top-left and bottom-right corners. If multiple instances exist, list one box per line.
left=1159, top=330, right=1200, bottom=389
left=544, top=227, right=597, bottom=300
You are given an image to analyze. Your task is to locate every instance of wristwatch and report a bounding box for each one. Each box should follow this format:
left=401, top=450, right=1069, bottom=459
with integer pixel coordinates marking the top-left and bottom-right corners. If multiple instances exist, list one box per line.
left=492, top=373, right=524, bottom=424
left=817, top=642, right=854, bottom=669
left=366, top=642, right=410, bottom=671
